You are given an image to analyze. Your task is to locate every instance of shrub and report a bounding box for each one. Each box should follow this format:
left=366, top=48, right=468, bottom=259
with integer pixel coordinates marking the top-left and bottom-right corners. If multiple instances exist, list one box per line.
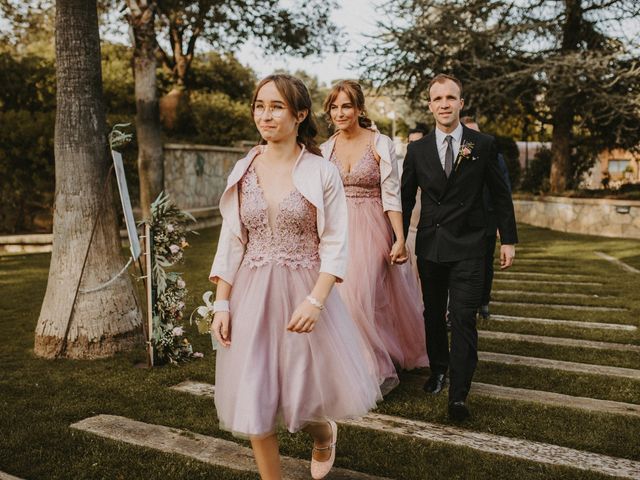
left=187, top=91, right=257, bottom=146
left=520, top=147, right=552, bottom=193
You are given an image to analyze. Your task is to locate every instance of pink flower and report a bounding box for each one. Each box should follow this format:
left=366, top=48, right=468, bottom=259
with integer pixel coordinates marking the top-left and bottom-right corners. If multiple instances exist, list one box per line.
left=169, top=244, right=180, bottom=254
left=177, top=279, right=186, bottom=289
left=171, top=326, right=184, bottom=337
left=192, top=352, right=204, bottom=358
left=462, top=146, right=472, bottom=157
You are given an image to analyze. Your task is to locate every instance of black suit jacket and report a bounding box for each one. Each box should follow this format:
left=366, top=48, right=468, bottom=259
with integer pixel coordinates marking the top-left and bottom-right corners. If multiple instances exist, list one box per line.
left=401, top=125, right=518, bottom=262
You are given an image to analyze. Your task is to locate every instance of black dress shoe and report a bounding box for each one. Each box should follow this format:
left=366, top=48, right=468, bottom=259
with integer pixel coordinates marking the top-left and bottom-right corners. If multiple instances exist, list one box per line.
left=423, top=373, right=446, bottom=395
left=479, top=304, right=490, bottom=320
left=448, top=401, right=470, bottom=421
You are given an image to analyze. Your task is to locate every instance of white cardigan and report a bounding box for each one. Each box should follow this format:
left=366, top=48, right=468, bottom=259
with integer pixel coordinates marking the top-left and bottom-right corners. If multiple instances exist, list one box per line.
left=209, top=145, right=349, bottom=285
left=320, top=130, right=402, bottom=213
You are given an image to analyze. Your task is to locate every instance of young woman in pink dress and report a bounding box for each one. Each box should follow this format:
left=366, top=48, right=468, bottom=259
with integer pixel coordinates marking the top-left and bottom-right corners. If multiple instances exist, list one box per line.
left=209, top=74, right=381, bottom=480
left=321, top=80, right=428, bottom=383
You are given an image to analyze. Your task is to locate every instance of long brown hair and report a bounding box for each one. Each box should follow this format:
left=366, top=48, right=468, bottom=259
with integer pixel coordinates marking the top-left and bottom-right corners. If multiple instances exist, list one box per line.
left=251, top=74, right=321, bottom=155
left=323, top=80, right=373, bottom=129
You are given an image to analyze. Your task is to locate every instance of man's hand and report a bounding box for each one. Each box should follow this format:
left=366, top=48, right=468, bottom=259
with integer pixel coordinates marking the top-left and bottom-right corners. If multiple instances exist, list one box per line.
left=500, top=244, right=515, bottom=269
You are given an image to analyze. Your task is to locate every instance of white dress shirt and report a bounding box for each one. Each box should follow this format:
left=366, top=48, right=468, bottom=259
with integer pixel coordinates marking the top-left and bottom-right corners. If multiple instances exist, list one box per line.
left=434, top=122, right=463, bottom=171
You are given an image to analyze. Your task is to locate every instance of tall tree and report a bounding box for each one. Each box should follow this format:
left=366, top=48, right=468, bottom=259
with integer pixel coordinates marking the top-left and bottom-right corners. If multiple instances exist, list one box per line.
left=153, top=0, right=340, bottom=129
left=126, top=1, right=164, bottom=219
left=35, top=0, right=142, bottom=358
left=363, top=0, right=640, bottom=192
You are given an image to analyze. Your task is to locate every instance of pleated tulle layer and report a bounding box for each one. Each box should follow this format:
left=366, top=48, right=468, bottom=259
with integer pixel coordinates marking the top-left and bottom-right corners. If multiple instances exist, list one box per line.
left=339, top=197, right=428, bottom=375
left=214, top=263, right=382, bottom=438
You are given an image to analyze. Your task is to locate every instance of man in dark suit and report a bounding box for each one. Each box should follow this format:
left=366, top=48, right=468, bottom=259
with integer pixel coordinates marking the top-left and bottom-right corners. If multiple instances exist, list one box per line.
left=401, top=74, right=518, bottom=421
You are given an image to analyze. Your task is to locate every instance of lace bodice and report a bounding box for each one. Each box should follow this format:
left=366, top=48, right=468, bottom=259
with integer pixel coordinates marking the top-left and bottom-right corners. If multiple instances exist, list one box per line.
left=330, top=144, right=382, bottom=202
left=239, top=165, right=320, bottom=269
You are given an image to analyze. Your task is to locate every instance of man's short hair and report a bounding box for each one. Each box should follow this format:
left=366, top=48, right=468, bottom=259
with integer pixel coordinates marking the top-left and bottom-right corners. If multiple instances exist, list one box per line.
left=460, top=116, right=476, bottom=125
left=428, top=74, right=463, bottom=99
left=409, top=126, right=428, bottom=136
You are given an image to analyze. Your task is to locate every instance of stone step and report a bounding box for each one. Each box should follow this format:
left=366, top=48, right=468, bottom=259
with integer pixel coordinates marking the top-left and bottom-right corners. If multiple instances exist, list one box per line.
left=595, top=251, right=640, bottom=274
left=70, top=415, right=390, bottom=480
left=479, top=330, right=640, bottom=352
left=492, top=301, right=626, bottom=312
left=496, top=272, right=592, bottom=279
left=344, top=413, right=640, bottom=479
left=169, top=382, right=640, bottom=478
left=173, top=380, right=640, bottom=420
left=0, top=472, right=25, bottom=480
left=470, top=382, right=640, bottom=418
left=493, top=290, right=614, bottom=300
left=490, top=314, right=637, bottom=332
left=494, top=279, right=604, bottom=287
left=478, top=352, right=640, bottom=380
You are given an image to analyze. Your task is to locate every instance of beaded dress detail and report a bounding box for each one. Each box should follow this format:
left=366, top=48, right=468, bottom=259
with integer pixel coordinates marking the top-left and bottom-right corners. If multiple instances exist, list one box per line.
left=214, top=160, right=381, bottom=439
left=240, top=165, right=320, bottom=270
left=330, top=141, right=428, bottom=384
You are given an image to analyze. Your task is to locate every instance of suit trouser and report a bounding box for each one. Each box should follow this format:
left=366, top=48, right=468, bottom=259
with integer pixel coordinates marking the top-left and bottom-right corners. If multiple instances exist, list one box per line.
left=416, top=256, right=484, bottom=402
left=481, top=234, right=498, bottom=306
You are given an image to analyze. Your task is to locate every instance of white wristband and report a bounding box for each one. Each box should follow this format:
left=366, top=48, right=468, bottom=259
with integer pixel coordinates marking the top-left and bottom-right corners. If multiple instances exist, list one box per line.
left=213, top=300, right=230, bottom=313
left=306, top=295, right=324, bottom=310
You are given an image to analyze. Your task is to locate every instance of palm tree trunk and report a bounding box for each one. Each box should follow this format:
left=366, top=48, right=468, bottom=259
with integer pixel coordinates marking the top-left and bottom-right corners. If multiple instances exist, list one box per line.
left=35, top=0, right=143, bottom=359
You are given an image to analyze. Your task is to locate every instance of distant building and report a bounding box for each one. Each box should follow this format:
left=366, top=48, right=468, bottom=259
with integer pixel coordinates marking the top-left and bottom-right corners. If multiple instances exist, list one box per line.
left=583, top=149, right=639, bottom=189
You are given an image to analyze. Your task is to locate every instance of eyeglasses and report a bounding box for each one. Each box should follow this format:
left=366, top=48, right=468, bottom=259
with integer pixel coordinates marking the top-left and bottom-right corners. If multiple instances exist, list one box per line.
left=252, top=103, right=287, bottom=118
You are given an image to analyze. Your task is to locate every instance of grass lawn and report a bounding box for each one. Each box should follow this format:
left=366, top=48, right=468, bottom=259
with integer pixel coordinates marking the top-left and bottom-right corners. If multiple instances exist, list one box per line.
left=0, top=223, right=638, bottom=479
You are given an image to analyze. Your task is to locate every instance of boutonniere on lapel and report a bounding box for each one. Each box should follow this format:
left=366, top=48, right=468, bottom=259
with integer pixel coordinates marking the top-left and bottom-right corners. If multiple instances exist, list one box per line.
left=454, top=140, right=477, bottom=172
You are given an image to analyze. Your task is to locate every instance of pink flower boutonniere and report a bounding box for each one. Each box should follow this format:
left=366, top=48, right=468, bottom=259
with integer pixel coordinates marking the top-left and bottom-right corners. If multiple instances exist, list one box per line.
left=454, top=140, right=476, bottom=171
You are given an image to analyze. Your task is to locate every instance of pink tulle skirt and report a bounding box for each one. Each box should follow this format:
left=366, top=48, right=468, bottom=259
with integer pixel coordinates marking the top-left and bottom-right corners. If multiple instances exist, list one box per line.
left=215, top=262, right=382, bottom=438
left=338, top=197, right=428, bottom=378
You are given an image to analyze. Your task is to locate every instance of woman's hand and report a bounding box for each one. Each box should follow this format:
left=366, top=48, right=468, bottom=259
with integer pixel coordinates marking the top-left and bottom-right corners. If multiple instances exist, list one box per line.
left=287, top=299, right=322, bottom=333
left=389, top=239, right=409, bottom=265
left=210, top=311, right=231, bottom=347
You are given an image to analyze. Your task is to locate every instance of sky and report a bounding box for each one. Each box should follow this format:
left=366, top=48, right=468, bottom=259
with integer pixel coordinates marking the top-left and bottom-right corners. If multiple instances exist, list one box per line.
left=235, top=0, right=381, bottom=85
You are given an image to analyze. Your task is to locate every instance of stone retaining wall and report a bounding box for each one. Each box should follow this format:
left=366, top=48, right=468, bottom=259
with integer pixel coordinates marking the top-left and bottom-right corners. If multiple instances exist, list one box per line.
left=514, top=196, right=640, bottom=239
left=164, top=143, right=247, bottom=210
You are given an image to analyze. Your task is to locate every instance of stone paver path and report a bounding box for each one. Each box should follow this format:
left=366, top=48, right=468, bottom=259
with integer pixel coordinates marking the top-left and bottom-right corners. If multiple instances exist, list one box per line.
left=493, top=290, right=614, bottom=299
left=594, top=251, right=640, bottom=274
left=490, top=314, right=637, bottom=331
left=479, top=352, right=640, bottom=380
left=479, top=330, right=640, bottom=352
left=492, top=301, right=627, bottom=312
left=0, top=472, right=25, bottom=480
left=345, top=413, right=640, bottom=479
left=71, top=415, right=391, bottom=480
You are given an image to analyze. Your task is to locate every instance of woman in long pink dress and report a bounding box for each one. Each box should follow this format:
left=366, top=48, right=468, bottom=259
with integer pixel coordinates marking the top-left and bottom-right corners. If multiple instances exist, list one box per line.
left=209, top=74, right=381, bottom=480
left=321, top=80, right=428, bottom=385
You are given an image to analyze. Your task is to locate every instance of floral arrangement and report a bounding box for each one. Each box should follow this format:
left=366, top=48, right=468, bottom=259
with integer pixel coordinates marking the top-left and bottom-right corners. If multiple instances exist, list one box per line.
left=147, top=192, right=203, bottom=364
left=454, top=140, right=476, bottom=171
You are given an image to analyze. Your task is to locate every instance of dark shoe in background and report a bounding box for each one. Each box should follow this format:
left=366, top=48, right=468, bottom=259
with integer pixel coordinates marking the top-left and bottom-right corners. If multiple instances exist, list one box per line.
left=423, top=373, right=447, bottom=395
left=478, top=304, right=490, bottom=320
left=448, top=401, right=470, bottom=421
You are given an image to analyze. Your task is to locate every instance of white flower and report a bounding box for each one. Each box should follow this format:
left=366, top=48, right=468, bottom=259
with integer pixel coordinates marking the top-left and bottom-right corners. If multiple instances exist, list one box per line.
left=177, top=278, right=186, bottom=289
left=167, top=224, right=175, bottom=233
left=177, top=301, right=185, bottom=311
left=192, top=352, right=204, bottom=358
left=196, top=291, right=215, bottom=318
left=169, top=244, right=180, bottom=254
left=171, top=326, right=184, bottom=336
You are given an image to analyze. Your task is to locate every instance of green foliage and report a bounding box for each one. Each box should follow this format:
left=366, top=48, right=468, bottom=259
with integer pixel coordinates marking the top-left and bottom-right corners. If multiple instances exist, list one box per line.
left=0, top=110, right=55, bottom=234
left=0, top=51, right=55, bottom=111
left=187, top=52, right=257, bottom=102
left=101, top=42, right=135, bottom=114
left=520, top=148, right=552, bottom=193
left=188, top=91, right=257, bottom=146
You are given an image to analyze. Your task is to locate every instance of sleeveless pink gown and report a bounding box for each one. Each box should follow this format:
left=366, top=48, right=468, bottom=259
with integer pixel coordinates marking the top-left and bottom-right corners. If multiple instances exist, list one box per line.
left=330, top=145, right=428, bottom=380
left=214, top=165, right=381, bottom=438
